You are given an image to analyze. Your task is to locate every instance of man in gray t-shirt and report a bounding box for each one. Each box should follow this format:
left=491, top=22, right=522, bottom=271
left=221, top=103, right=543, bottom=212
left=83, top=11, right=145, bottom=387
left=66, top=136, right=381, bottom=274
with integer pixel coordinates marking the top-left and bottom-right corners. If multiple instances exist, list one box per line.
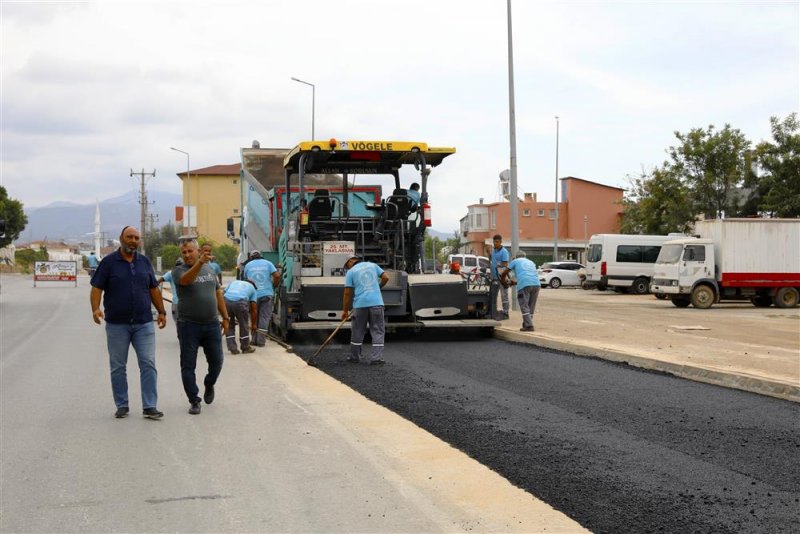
left=173, top=239, right=230, bottom=415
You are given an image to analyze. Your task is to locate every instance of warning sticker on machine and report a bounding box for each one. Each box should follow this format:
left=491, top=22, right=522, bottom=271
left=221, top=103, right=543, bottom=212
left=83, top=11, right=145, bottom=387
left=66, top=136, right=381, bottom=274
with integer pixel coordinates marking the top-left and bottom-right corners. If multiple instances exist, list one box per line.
left=323, top=242, right=355, bottom=256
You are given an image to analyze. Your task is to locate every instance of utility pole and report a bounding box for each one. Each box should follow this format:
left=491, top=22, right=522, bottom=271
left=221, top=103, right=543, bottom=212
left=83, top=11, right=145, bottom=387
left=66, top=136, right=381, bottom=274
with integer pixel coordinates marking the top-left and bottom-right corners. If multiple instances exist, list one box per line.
left=131, top=168, right=156, bottom=253
left=506, top=0, right=519, bottom=312
left=554, top=116, right=560, bottom=261
left=147, top=213, right=159, bottom=234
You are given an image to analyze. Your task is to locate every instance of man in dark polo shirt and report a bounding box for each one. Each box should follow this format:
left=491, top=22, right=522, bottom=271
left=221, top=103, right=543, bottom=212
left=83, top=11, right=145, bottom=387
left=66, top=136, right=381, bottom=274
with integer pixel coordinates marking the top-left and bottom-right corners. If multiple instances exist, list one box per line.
left=90, top=226, right=167, bottom=420
left=173, top=239, right=229, bottom=415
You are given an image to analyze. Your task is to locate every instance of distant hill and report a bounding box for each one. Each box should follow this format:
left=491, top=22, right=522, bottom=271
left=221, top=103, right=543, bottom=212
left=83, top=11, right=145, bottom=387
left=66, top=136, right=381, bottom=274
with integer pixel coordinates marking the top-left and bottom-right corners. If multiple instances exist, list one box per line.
left=18, top=190, right=182, bottom=244
left=18, top=191, right=457, bottom=244
left=427, top=228, right=457, bottom=240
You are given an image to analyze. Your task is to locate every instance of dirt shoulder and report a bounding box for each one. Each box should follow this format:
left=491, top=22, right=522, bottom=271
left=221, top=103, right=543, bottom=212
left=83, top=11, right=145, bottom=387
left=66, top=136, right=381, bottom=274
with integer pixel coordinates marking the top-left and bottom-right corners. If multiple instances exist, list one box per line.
left=496, top=288, right=800, bottom=401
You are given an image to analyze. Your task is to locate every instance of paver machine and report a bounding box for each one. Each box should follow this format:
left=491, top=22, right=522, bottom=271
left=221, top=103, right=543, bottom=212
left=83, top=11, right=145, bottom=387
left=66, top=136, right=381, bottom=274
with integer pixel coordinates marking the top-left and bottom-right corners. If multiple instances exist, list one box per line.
left=270, top=139, right=497, bottom=340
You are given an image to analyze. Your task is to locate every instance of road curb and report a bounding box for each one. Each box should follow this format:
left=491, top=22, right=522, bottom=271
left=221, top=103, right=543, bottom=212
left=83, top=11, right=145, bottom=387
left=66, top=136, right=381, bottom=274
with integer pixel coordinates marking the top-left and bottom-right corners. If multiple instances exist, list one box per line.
left=494, top=328, right=800, bottom=403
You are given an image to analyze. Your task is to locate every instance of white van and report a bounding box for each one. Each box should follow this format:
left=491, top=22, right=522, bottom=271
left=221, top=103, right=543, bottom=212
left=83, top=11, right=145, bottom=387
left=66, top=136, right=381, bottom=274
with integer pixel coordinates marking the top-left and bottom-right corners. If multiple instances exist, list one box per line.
left=444, top=254, right=490, bottom=275
left=584, top=234, right=679, bottom=294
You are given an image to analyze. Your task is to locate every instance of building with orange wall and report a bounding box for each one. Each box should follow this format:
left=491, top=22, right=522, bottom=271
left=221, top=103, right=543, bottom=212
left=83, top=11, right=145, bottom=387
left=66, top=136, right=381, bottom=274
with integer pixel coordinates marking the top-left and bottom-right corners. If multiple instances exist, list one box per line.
left=458, top=177, right=623, bottom=263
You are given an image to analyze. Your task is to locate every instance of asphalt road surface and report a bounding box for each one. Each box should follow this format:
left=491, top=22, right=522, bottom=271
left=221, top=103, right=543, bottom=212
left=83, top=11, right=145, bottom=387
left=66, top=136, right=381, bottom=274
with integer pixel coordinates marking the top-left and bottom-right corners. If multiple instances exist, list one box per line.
left=295, top=329, right=800, bottom=534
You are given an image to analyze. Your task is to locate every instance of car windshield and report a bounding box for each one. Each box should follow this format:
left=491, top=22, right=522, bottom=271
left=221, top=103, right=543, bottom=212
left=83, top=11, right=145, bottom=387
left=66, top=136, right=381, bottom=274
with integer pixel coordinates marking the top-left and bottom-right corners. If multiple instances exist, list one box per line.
left=656, top=244, right=684, bottom=264
left=541, top=263, right=555, bottom=269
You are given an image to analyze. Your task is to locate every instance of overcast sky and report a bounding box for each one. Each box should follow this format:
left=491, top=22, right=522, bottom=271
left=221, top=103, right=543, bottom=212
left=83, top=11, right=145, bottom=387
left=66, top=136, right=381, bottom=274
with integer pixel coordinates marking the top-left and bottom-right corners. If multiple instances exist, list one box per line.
left=2, top=0, right=798, bottom=231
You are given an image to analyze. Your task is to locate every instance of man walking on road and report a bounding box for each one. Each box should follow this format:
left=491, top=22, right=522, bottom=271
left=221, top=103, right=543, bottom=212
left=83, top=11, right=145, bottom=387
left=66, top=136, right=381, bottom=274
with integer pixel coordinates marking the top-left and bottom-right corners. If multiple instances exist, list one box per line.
left=490, top=234, right=510, bottom=320
left=342, top=256, right=390, bottom=365
left=242, top=251, right=279, bottom=346
left=223, top=280, right=258, bottom=354
left=502, top=251, right=541, bottom=332
left=90, top=226, right=167, bottom=420
left=173, top=239, right=230, bottom=415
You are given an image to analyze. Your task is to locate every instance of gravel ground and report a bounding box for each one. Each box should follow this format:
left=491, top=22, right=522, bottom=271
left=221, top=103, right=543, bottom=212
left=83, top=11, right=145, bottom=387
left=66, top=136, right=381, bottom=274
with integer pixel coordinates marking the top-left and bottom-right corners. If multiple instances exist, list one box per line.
left=293, top=330, right=800, bottom=534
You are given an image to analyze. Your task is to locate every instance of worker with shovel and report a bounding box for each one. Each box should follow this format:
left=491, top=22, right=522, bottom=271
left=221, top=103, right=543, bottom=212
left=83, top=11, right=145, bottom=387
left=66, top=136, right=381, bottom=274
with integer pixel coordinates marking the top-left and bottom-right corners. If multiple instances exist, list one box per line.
left=342, top=256, right=390, bottom=365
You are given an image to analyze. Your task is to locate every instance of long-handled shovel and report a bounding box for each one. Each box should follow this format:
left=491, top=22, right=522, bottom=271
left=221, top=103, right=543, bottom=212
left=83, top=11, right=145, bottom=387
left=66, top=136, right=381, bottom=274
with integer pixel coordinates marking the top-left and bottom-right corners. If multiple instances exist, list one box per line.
left=307, top=313, right=350, bottom=366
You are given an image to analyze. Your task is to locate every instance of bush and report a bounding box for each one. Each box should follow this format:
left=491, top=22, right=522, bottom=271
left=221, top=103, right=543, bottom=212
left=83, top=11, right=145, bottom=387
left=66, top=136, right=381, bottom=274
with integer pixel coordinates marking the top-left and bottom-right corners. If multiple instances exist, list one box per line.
left=15, top=247, right=48, bottom=274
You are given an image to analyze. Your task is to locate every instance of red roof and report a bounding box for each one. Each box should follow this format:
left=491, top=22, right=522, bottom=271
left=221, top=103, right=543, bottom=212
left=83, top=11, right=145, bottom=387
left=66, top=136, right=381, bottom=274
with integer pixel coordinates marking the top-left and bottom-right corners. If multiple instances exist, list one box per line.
left=177, top=163, right=241, bottom=176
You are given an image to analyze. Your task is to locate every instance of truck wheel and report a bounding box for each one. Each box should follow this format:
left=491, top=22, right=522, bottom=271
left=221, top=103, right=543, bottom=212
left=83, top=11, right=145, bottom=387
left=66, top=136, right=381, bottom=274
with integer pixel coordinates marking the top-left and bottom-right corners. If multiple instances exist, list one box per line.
left=549, top=277, right=561, bottom=289
left=691, top=285, right=715, bottom=309
left=632, top=277, right=649, bottom=295
left=671, top=297, right=690, bottom=308
left=774, top=287, right=799, bottom=308
left=597, top=283, right=607, bottom=291
left=751, top=295, right=772, bottom=307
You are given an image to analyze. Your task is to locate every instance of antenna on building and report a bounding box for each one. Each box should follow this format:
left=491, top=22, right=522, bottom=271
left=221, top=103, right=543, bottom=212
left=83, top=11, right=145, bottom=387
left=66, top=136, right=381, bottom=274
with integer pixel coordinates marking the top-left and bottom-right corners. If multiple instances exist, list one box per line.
left=499, top=169, right=511, bottom=201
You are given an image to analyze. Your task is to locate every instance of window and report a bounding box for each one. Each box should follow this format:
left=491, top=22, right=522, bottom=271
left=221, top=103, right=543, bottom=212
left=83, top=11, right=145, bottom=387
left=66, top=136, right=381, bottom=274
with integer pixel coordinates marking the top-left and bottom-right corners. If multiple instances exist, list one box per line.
left=537, top=209, right=545, bottom=216
left=233, top=208, right=239, bottom=214
left=617, top=245, right=662, bottom=263
left=478, top=258, right=490, bottom=269
left=522, top=209, right=531, bottom=217
left=463, top=257, right=477, bottom=267
left=684, top=245, right=706, bottom=261
left=588, top=244, right=603, bottom=263
left=549, top=209, right=556, bottom=219
left=490, top=210, right=496, bottom=228
left=617, top=245, right=643, bottom=263
left=642, top=246, right=662, bottom=263
left=233, top=179, right=238, bottom=184
left=475, top=213, right=482, bottom=227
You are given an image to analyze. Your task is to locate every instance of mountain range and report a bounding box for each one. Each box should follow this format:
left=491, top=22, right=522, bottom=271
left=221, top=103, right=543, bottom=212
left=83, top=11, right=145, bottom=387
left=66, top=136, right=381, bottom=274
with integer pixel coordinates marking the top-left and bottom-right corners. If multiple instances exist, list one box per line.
left=18, top=191, right=457, bottom=244
left=18, top=190, right=182, bottom=244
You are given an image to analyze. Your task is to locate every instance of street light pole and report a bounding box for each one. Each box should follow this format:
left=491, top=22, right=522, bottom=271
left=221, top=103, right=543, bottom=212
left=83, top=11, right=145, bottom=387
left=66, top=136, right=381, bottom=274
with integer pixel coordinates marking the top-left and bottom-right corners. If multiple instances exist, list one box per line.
left=583, top=215, right=589, bottom=262
left=554, top=116, right=559, bottom=261
left=170, top=147, right=191, bottom=235
left=291, top=77, right=315, bottom=139
left=506, top=0, right=519, bottom=312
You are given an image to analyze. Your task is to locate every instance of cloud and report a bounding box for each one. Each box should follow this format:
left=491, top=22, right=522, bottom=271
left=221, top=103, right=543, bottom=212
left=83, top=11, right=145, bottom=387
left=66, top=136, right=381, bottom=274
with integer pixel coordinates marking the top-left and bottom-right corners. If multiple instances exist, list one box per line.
left=1, top=0, right=797, bottom=229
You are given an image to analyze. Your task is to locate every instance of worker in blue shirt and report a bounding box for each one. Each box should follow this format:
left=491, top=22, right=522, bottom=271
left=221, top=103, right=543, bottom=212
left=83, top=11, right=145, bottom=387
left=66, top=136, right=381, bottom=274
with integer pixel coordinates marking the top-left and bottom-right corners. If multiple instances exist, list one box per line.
left=343, top=256, right=390, bottom=365
left=158, top=259, right=183, bottom=330
left=223, top=280, right=258, bottom=354
left=87, top=252, right=99, bottom=276
left=501, top=251, right=541, bottom=332
left=490, top=234, right=510, bottom=319
left=201, top=243, right=223, bottom=285
left=407, top=182, right=421, bottom=211
left=242, top=251, right=280, bottom=346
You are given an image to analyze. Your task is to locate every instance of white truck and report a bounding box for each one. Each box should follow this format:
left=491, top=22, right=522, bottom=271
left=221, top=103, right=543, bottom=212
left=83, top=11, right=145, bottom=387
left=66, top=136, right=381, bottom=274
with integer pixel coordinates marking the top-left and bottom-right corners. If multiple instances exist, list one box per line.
left=651, top=219, right=800, bottom=309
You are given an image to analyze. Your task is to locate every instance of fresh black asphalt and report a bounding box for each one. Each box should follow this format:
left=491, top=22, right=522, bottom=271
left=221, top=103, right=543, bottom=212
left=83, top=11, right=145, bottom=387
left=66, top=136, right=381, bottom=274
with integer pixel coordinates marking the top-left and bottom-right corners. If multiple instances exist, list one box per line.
left=292, top=330, right=800, bottom=534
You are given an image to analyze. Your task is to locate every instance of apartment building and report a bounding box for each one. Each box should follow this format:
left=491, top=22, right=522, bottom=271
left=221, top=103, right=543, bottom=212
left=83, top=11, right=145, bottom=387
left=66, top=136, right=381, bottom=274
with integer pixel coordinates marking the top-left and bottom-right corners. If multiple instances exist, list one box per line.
left=459, top=177, right=623, bottom=263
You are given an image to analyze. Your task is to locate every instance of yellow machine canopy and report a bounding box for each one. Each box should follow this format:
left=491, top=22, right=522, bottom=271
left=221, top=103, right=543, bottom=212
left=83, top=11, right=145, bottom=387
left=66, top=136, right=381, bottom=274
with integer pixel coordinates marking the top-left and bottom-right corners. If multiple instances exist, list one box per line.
left=283, top=139, right=456, bottom=175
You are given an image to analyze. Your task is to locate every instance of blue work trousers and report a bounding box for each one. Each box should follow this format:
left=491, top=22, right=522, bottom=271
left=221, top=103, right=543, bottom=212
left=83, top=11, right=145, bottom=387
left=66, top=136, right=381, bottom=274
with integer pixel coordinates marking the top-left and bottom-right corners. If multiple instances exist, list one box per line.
left=105, top=321, right=158, bottom=410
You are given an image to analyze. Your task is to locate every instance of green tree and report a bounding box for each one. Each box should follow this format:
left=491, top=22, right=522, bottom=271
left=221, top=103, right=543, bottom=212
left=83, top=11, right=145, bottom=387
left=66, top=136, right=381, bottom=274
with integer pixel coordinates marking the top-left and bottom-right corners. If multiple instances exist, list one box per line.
left=160, top=244, right=181, bottom=271
left=619, top=166, right=696, bottom=234
left=14, top=246, right=48, bottom=274
left=144, top=223, right=182, bottom=261
left=214, top=243, right=238, bottom=270
left=0, top=186, right=28, bottom=248
left=754, top=113, right=800, bottom=217
left=668, top=124, right=751, bottom=219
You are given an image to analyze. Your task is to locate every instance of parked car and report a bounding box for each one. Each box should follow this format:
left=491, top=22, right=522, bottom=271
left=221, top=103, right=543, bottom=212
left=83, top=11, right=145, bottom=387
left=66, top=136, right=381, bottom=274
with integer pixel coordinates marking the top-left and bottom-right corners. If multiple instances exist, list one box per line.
left=538, top=261, right=585, bottom=288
